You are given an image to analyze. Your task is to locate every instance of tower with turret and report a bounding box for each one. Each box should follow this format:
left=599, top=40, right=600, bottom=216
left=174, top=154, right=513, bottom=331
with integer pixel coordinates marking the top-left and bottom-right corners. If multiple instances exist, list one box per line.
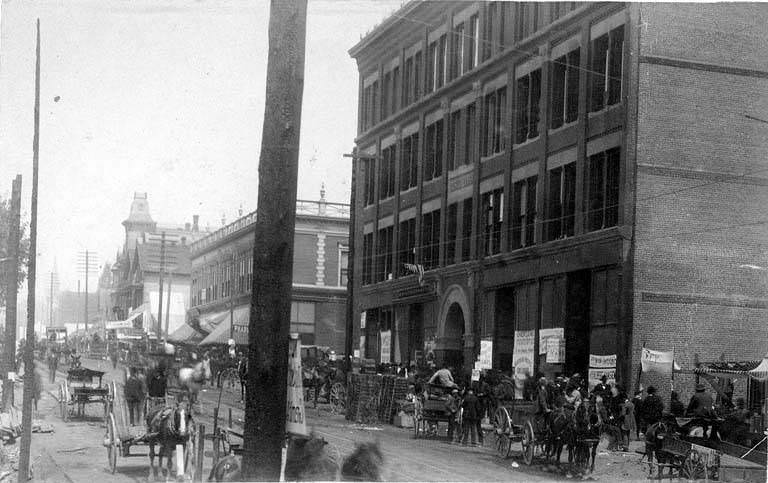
left=122, top=192, right=157, bottom=250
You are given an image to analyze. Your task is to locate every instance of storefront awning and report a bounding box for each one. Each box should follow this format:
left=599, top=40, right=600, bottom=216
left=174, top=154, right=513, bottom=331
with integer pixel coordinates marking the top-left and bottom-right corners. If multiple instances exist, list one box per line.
left=167, top=323, right=205, bottom=345
left=199, top=307, right=250, bottom=346
left=199, top=310, right=230, bottom=333
left=692, top=356, right=768, bottom=381
left=106, top=311, right=142, bottom=330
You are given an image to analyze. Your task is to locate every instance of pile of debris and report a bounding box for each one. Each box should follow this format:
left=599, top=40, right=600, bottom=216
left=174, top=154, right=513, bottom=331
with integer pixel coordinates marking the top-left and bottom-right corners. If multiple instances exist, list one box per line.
left=0, top=441, right=19, bottom=481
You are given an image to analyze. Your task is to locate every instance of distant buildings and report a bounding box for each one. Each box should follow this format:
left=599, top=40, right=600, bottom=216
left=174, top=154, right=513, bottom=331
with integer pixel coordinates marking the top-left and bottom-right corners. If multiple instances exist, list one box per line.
left=185, top=191, right=350, bottom=351
left=108, top=192, right=208, bottom=336
left=348, top=1, right=768, bottom=401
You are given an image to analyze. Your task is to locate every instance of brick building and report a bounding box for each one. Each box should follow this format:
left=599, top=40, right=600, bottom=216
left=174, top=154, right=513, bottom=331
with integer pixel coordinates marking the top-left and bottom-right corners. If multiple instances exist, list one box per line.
left=348, top=2, right=768, bottom=403
left=187, top=193, right=350, bottom=351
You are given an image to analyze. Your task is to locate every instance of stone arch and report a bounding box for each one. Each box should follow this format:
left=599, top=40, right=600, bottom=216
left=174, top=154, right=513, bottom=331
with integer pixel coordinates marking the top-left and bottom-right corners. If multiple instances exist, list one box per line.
left=437, top=284, right=472, bottom=342
left=434, top=285, right=473, bottom=373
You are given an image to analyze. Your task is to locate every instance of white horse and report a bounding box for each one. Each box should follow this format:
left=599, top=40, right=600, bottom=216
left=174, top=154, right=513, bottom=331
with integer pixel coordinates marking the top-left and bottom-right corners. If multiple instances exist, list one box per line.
left=178, top=361, right=211, bottom=409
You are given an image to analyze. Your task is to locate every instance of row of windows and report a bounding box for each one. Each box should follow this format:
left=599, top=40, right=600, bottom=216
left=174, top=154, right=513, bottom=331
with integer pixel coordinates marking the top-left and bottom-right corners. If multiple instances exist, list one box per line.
left=361, top=147, right=620, bottom=285
left=191, top=252, right=254, bottom=307
left=359, top=2, right=588, bottom=133
left=362, top=24, right=625, bottom=206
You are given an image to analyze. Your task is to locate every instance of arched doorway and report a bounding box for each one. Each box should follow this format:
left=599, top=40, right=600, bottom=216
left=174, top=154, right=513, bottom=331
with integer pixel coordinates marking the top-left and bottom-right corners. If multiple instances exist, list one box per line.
left=435, top=284, right=473, bottom=375
left=442, top=303, right=465, bottom=371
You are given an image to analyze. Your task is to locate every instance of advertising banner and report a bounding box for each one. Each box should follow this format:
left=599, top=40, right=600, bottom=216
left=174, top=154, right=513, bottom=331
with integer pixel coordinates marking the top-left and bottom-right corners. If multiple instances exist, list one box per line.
left=546, top=337, right=565, bottom=364
left=512, top=330, right=536, bottom=378
left=286, top=336, right=307, bottom=436
left=360, top=312, right=366, bottom=329
left=380, top=330, right=391, bottom=364
left=588, top=367, right=616, bottom=389
left=589, top=354, right=617, bottom=368
left=478, top=339, right=493, bottom=369
left=539, top=328, right=564, bottom=355
left=640, top=348, right=674, bottom=374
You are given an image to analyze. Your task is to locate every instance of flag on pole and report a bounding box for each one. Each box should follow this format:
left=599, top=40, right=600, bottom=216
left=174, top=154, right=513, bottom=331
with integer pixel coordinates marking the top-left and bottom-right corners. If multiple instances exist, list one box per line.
left=403, top=263, right=425, bottom=286
left=640, top=348, right=681, bottom=374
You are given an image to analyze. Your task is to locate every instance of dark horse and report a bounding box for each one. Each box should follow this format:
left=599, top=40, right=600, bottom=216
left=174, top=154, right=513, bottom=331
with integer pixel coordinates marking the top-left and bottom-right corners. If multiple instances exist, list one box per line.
left=146, top=404, right=194, bottom=479
left=545, top=406, right=573, bottom=464
left=569, top=401, right=600, bottom=473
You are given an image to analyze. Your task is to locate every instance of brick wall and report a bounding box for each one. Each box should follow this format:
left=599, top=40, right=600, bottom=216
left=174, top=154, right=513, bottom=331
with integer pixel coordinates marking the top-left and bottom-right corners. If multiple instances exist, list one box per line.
left=632, top=4, right=768, bottom=403
left=323, top=235, right=347, bottom=287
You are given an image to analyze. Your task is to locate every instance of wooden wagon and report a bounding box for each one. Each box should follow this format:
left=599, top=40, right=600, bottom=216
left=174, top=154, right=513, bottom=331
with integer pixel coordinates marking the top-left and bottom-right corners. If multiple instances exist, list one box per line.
left=491, top=399, right=546, bottom=465
left=103, top=381, right=198, bottom=478
left=58, top=367, right=109, bottom=422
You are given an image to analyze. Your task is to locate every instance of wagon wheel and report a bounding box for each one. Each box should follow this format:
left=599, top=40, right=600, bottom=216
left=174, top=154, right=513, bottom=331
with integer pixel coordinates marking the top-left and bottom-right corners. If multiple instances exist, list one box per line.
left=106, top=413, right=118, bottom=474
left=681, top=449, right=705, bottom=480
left=329, top=383, right=346, bottom=414
left=493, top=407, right=512, bottom=458
left=521, top=419, right=535, bottom=465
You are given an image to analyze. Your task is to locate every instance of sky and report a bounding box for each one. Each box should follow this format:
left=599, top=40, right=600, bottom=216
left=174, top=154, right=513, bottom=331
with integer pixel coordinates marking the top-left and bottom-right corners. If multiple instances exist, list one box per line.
left=0, top=0, right=401, bottom=292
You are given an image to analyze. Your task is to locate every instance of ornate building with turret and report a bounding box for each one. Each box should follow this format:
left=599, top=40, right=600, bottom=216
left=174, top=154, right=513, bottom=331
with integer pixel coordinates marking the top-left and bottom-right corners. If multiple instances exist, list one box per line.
left=108, top=193, right=208, bottom=337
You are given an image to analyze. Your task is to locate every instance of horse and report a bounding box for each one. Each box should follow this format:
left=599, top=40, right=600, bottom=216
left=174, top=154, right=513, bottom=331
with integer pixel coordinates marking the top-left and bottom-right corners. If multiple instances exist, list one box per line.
left=145, top=404, right=194, bottom=479
left=569, top=399, right=600, bottom=473
left=545, top=406, right=573, bottom=465
left=178, top=361, right=211, bottom=410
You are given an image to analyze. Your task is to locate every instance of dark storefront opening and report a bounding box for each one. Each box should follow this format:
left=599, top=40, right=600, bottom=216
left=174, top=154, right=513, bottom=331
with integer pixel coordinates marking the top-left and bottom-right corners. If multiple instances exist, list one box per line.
left=407, top=304, right=424, bottom=366
left=565, top=270, right=591, bottom=377
left=443, top=303, right=466, bottom=373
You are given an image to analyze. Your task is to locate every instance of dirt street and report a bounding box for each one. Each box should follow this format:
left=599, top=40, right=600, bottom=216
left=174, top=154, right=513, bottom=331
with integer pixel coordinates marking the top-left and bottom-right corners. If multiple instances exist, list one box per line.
left=21, top=358, right=650, bottom=482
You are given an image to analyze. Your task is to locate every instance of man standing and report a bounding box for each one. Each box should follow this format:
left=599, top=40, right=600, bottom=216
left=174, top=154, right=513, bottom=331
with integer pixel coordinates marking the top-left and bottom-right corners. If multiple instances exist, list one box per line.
left=124, top=368, right=145, bottom=426
left=461, top=388, right=481, bottom=446
left=445, top=388, right=460, bottom=443
left=686, top=383, right=714, bottom=418
left=47, top=347, right=59, bottom=383
left=237, top=352, right=248, bottom=404
left=147, top=362, right=168, bottom=399
left=641, top=385, right=664, bottom=427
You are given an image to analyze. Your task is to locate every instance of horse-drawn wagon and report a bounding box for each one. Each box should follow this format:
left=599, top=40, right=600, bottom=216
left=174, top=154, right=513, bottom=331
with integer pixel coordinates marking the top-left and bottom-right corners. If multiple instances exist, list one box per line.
left=301, top=345, right=346, bottom=413
left=58, top=367, right=109, bottom=422
left=412, top=385, right=454, bottom=439
left=104, top=380, right=198, bottom=479
left=490, top=399, right=546, bottom=464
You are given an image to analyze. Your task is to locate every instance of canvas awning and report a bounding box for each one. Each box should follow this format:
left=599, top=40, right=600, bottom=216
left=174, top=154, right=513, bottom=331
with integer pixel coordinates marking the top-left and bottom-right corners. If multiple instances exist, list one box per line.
left=106, top=311, right=142, bottom=330
left=167, top=323, right=205, bottom=345
left=692, top=355, right=768, bottom=381
left=199, top=307, right=250, bottom=346
left=199, top=310, right=230, bottom=333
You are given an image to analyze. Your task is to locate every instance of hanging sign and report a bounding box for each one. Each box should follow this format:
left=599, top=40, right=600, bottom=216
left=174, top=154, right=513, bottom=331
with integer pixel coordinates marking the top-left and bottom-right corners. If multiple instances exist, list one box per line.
left=360, top=312, right=366, bottom=329
left=478, top=339, right=493, bottom=369
left=539, top=328, right=564, bottom=355
left=471, top=369, right=481, bottom=382
left=286, top=335, right=307, bottom=436
left=380, top=330, right=391, bottom=364
left=588, top=368, right=616, bottom=390
left=359, top=336, right=365, bottom=359
left=589, top=354, right=617, bottom=368
left=640, top=348, right=674, bottom=375
left=512, top=330, right=535, bottom=379
left=546, top=338, right=565, bottom=364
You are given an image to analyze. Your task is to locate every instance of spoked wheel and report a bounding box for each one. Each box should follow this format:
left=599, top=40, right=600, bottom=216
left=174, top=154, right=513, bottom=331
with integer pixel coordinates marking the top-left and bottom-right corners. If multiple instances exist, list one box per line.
left=521, top=419, right=535, bottom=465
left=682, top=449, right=705, bottom=480
left=106, top=414, right=118, bottom=474
left=329, top=383, right=346, bottom=414
left=493, top=407, right=512, bottom=458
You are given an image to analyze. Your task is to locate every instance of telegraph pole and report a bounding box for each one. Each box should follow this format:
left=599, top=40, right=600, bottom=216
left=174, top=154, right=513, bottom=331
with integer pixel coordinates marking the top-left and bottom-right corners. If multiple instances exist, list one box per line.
left=77, top=249, right=97, bottom=334
left=164, top=269, right=172, bottom=338
left=2, top=175, right=22, bottom=412
left=19, top=19, right=41, bottom=482
left=157, top=231, right=165, bottom=340
left=242, top=1, right=307, bottom=480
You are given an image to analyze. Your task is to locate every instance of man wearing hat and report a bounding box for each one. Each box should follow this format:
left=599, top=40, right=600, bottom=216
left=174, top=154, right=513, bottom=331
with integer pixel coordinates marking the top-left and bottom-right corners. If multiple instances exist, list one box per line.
left=445, top=388, right=460, bottom=442
left=641, top=385, right=664, bottom=427
left=687, top=383, right=714, bottom=418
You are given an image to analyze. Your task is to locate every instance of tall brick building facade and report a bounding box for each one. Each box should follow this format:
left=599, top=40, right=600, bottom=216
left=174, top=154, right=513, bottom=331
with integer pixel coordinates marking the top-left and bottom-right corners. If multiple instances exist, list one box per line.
left=187, top=196, right=350, bottom=351
left=348, top=2, right=768, bottom=404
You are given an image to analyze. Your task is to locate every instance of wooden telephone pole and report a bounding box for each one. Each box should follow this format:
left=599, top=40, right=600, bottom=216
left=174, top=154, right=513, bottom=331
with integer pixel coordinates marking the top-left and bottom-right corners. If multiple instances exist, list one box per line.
left=2, top=175, right=22, bottom=412
left=18, top=19, right=41, bottom=483
left=242, top=0, right=307, bottom=480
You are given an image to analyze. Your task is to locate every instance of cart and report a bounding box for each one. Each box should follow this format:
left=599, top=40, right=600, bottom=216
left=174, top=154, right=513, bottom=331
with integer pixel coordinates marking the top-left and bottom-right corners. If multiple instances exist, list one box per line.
left=103, top=380, right=197, bottom=477
left=491, top=399, right=544, bottom=465
left=413, top=386, right=454, bottom=439
left=58, top=367, right=109, bottom=422
left=655, top=422, right=721, bottom=480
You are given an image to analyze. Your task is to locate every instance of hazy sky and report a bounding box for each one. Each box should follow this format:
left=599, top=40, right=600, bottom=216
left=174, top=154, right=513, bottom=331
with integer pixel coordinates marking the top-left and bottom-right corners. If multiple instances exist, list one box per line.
left=0, top=0, right=400, bottom=292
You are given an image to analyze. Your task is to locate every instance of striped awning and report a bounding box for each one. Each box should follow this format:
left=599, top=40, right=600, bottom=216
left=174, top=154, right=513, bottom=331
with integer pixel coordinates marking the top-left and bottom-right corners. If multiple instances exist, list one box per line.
left=167, top=323, right=205, bottom=345
left=198, top=307, right=250, bottom=346
left=693, top=356, right=768, bottom=381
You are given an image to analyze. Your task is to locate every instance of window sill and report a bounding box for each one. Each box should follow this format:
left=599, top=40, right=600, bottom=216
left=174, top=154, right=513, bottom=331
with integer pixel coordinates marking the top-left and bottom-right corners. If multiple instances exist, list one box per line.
left=480, top=150, right=507, bottom=163
left=399, top=186, right=418, bottom=196
left=513, top=136, right=540, bottom=150
left=548, top=120, right=579, bottom=135
left=587, top=102, right=623, bottom=118
left=448, top=164, right=474, bottom=178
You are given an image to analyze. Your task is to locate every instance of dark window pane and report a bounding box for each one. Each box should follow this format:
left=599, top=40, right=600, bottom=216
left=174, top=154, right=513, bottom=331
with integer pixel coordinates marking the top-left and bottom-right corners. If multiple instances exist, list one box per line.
left=551, top=55, right=566, bottom=129
left=608, top=26, right=624, bottom=105
left=566, top=49, right=580, bottom=123
left=529, top=69, right=541, bottom=139
left=516, top=76, right=529, bottom=143
left=590, top=34, right=608, bottom=112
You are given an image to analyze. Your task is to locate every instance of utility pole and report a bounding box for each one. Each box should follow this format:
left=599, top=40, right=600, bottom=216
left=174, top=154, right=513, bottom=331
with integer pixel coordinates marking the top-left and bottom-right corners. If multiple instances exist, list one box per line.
left=157, top=231, right=165, bottom=340
left=19, top=19, right=41, bottom=483
left=76, top=280, right=80, bottom=333
left=227, top=250, right=235, bottom=341
left=342, top=149, right=365, bottom=374
left=2, top=175, right=22, bottom=412
left=77, top=249, right=97, bottom=334
left=242, top=1, right=307, bottom=480
left=164, top=269, right=172, bottom=338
